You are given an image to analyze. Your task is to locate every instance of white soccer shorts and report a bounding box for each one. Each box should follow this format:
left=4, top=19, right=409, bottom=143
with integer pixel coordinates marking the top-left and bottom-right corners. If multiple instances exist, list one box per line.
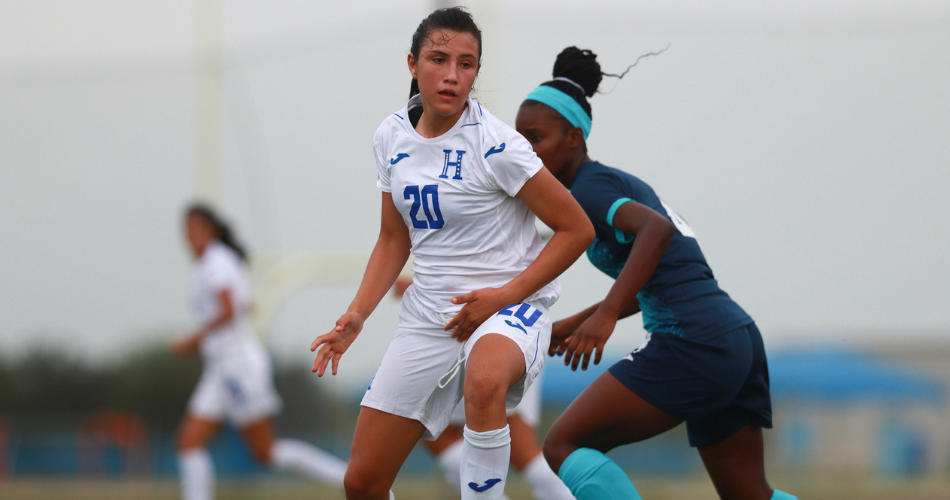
left=361, top=288, right=551, bottom=440
left=187, top=347, right=283, bottom=427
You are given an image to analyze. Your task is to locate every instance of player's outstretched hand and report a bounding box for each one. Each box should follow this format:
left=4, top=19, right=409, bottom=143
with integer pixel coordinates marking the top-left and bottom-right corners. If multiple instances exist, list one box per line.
left=311, top=312, right=363, bottom=377
left=562, top=310, right=616, bottom=371
left=549, top=318, right=577, bottom=357
left=446, top=287, right=510, bottom=342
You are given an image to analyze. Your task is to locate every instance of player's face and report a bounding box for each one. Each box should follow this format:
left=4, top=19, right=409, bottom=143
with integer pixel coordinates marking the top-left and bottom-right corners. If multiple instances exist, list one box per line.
left=185, top=213, right=215, bottom=258
left=408, top=29, right=480, bottom=119
left=516, top=102, right=576, bottom=181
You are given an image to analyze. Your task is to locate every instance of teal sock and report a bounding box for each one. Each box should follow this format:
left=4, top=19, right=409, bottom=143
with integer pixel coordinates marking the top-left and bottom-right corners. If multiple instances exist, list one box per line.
left=557, top=448, right=642, bottom=500
left=771, top=490, right=798, bottom=500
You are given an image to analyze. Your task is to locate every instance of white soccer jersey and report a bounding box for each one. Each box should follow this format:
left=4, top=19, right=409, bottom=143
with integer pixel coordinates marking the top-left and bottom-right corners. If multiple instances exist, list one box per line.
left=374, top=96, right=560, bottom=314
left=189, top=241, right=259, bottom=363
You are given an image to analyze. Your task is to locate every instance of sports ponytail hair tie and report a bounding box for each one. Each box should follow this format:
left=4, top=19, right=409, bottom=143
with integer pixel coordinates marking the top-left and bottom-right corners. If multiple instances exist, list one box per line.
left=553, top=76, right=586, bottom=94
left=524, top=85, right=592, bottom=140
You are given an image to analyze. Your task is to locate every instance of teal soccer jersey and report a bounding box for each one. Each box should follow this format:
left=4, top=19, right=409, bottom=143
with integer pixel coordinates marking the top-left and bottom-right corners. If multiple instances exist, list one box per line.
left=570, top=161, right=752, bottom=340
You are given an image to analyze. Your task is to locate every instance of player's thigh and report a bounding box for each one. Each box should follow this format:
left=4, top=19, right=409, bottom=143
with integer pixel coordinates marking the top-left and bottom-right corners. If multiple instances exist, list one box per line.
left=697, top=425, right=771, bottom=500
left=465, top=333, right=526, bottom=396
left=464, top=300, right=551, bottom=412
left=177, top=413, right=221, bottom=450
left=347, top=406, right=427, bottom=494
left=543, top=370, right=682, bottom=472
left=240, top=417, right=276, bottom=464
left=464, top=333, right=526, bottom=431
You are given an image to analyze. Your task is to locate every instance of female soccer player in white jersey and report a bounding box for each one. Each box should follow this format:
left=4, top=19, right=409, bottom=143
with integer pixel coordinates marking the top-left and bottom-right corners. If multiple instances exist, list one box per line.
left=309, top=7, right=593, bottom=500
left=174, top=204, right=348, bottom=500
left=392, top=277, right=576, bottom=500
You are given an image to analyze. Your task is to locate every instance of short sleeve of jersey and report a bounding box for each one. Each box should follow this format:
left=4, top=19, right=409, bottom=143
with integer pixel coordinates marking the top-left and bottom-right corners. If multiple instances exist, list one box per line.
left=202, top=247, right=238, bottom=294
left=572, top=169, right=648, bottom=241
left=374, top=123, right=392, bottom=193
left=483, top=125, right=544, bottom=197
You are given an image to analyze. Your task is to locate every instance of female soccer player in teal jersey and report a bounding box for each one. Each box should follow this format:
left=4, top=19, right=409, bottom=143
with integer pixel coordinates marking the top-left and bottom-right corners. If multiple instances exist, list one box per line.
left=514, top=47, right=798, bottom=500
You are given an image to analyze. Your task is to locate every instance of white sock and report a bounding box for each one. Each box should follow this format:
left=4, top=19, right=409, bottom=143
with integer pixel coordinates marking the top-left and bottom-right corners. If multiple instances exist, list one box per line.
left=178, top=448, right=214, bottom=500
left=437, top=440, right=510, bottom=500
left=460, top=425, right=511, bottom=499
left=523, top=452, right=576, bottom=500
left=272, top=438, right=347, bottom=486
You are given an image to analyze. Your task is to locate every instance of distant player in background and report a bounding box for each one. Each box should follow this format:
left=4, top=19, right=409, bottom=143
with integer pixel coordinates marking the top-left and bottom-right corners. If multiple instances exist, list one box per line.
left=309, top=7, right=593, bottom=500
left=173, top=203, right=347, bottom=500
left=514, top=47, right=798, bottom=500
left=392, top=277, right=576, bottom=500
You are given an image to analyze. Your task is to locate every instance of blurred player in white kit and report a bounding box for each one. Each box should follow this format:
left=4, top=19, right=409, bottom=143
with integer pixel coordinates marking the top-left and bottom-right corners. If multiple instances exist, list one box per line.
left=173, top=203, right=348, bottom=500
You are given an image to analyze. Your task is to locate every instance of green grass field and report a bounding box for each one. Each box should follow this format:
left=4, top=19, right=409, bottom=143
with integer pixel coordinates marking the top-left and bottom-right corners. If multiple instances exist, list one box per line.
left=1, top=473, right=948, bottom=500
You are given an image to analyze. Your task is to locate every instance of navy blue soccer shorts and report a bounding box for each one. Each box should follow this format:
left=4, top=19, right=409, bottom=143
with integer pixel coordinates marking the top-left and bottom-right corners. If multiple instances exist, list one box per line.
left=607, top=322, right=772, bottom=448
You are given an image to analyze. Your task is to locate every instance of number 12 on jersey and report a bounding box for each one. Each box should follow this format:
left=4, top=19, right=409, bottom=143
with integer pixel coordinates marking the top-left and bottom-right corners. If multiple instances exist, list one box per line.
left=404, top=184, right=444, bottom=230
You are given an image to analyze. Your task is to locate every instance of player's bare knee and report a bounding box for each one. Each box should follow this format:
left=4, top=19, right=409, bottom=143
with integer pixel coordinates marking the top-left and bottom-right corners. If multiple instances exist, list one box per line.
left=463, top=369, right=507, bottom=414
left=344, top=465, right=389, bottom=499
left=175, top=428, right=198, bottom=451
left=541, top=432, right=573, bottom=473
left=175, top=438, right=193, bottom=452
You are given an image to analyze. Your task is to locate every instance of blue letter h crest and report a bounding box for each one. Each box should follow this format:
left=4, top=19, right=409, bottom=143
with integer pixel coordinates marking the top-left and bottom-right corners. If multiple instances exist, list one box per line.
left=440, top=150, right=465, bottom=180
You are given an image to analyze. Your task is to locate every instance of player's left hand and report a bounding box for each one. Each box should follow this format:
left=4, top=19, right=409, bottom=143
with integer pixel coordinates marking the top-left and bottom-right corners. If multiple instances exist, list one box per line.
left=311, top=312, right=363, bottom=377
left=446, top=287, right=511, bottom=342
left=562, top=310, right=616, bottom=371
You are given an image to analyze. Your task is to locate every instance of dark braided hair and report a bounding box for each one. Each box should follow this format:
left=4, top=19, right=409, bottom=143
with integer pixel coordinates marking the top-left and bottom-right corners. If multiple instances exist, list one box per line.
left=541, top=47, right=603, bottom=119
left=534, top=44, right=670, bottom=125
left=186, top=203, right=248, bottom=262
left=408, top=7, right=482, bottom=99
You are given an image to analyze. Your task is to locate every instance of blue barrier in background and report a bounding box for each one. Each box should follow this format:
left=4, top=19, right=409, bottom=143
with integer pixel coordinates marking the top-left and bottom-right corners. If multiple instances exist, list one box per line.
left=768, top=349, right=944, bottom=405
left=541, top=348, right=945, bottom=407
left=4, top=348, right=945, bottom=477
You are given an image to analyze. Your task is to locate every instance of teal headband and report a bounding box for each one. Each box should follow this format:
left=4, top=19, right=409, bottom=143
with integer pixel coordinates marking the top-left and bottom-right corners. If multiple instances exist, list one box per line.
left=524, top=85, right=592, bottom=140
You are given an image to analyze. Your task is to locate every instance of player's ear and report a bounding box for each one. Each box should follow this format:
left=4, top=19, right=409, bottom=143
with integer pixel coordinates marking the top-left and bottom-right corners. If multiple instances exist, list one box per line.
left=408, top=53, right=418, bottom=79
left=566, top=126, right=585, bottom=149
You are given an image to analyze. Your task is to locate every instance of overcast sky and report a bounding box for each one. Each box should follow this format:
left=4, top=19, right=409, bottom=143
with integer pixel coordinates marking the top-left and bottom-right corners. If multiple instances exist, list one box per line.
left=1, top=0, right=948, bottom=392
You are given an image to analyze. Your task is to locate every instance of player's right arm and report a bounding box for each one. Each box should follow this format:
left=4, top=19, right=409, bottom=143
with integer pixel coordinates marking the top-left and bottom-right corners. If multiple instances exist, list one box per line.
left=557, top=201, right=674, bottom=370
left=311, top=192, right=410, bottom=376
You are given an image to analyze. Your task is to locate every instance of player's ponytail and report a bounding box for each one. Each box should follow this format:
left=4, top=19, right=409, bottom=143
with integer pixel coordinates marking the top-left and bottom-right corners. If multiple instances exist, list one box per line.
left=525, top=45, right=670, bottom=142
left=544, top=46, right=603, bottom=119
left=408, top=7, right=482, bottom=101
left=185, top=203, right=248, bottom=263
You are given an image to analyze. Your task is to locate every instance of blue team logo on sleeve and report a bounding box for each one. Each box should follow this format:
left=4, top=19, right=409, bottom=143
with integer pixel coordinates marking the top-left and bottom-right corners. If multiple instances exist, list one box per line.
left=390, top=153, right=410, bottom=165
left=484, top=143, right=505, bottom=158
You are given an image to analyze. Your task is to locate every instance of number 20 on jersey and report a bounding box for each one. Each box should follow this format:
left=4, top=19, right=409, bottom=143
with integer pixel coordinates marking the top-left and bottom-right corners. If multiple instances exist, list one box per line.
left=404, top=184, right=444, bottom=229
